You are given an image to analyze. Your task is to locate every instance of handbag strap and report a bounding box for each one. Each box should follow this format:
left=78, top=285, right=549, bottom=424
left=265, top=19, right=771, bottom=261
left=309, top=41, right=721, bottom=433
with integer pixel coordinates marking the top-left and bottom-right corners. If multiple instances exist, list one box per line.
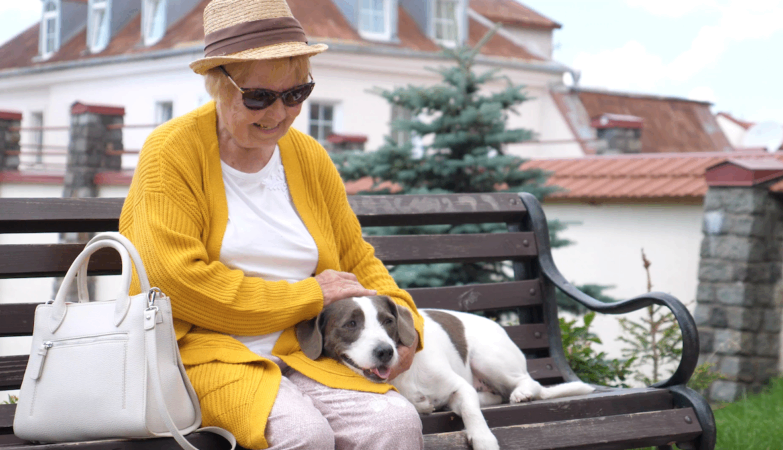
left=144, top=302, right=237, bottom=450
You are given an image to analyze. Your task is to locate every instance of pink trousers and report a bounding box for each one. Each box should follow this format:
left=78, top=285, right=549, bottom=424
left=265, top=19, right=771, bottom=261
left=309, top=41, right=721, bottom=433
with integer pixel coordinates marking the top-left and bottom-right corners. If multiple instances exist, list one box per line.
left=263, top=367, right=424, bottom=450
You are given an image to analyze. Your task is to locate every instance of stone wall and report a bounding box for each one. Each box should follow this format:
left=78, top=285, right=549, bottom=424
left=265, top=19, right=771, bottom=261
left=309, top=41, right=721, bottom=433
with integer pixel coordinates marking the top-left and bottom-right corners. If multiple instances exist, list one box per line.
left=57, top=102, right=125, bottom=301
left=0, top=111, right=21, bottom=171
left=695, top=181, right=783, bottom=402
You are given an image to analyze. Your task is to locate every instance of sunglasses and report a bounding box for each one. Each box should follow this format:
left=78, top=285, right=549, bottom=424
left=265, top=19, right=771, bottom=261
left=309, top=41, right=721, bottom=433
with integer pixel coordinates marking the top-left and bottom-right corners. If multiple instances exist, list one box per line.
left=219, top=65, right=315, bottom=111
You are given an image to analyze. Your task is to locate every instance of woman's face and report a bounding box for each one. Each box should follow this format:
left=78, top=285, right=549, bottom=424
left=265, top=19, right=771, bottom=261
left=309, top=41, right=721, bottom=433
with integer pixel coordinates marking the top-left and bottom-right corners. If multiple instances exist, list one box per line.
left=217, top=59, right=304, bottom=150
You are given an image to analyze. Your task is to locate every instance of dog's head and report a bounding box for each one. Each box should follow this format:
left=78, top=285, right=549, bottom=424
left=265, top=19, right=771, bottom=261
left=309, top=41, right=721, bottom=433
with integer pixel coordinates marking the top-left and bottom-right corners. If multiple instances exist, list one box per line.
left=296, top=295, right=417, bottom=382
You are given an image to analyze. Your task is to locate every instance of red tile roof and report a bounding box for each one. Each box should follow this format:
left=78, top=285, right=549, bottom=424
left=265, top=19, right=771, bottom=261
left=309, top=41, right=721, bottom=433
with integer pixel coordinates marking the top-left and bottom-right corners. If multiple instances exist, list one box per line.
left=0, top=0, right=550, bottom=73
left=521, top=150, right=783, bottom=202
left=470, top=0, right=561, bottom=29
left=552, top=87, right=734, bottom=155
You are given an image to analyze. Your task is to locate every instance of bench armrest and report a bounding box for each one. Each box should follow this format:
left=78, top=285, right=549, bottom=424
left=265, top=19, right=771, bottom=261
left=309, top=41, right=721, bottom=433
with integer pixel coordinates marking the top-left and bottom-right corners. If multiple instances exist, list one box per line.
left=518, top=193, right=699, bottom=388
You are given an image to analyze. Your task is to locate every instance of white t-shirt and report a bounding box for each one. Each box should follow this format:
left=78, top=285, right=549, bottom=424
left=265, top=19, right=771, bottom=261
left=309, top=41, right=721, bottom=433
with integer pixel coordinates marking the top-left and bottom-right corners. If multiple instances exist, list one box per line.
left=220, top=146, right=319, bottom=358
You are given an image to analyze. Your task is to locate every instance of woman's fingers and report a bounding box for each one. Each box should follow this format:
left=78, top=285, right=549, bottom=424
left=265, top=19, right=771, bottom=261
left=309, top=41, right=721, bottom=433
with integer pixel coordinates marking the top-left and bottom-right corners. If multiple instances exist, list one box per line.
left=315, top=270, right=377, bottom=307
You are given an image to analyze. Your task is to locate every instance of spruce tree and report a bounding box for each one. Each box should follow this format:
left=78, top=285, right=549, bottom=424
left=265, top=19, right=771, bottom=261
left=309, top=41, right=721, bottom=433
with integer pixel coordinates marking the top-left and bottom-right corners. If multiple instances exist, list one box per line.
left=332, top=27, right=608, bottom=308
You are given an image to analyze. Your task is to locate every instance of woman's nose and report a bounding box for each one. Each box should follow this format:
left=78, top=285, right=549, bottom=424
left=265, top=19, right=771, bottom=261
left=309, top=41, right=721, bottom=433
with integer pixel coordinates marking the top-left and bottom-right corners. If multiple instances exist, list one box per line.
left=263, top=97, right=287, bottom=122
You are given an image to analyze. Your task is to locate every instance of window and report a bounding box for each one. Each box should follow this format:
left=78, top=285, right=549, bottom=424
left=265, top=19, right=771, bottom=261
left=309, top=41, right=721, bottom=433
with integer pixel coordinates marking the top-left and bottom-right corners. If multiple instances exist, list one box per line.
left=433, top=0, right=460, bottom=46
left=30, top=112, right=44, bottom=165
left=391, top=104, right=412, bottom=146
left=155, top=101, right=173, bottom=124
left=88, top=0, right=110, bottom=53
left=309, top=103, right=336, bottom=144
left=41, top=1, right=59, bottom=58
left=143, top=0, right=167, bottom=46
left=359, top=0, right=392, bottom=41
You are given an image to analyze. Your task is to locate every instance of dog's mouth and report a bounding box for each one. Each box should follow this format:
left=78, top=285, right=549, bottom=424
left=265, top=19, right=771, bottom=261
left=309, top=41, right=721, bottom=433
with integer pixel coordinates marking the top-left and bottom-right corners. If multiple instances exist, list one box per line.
left=341, top=354, right=391, bottom=382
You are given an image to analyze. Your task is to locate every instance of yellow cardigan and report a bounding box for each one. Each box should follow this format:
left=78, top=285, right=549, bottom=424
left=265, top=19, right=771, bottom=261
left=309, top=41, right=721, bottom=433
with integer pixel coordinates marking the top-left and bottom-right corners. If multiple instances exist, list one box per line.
left=119, top=101, right=424, bottom=449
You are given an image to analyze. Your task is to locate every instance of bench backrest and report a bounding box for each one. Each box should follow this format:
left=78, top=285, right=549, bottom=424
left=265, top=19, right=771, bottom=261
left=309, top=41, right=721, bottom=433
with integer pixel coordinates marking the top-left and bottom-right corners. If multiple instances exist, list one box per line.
left=0, top=193, right=576, bottom=397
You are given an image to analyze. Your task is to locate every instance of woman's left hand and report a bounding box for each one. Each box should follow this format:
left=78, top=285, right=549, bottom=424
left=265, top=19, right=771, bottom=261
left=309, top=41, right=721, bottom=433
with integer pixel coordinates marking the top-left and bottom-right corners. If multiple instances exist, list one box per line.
left=388, top=332, right=419, bottom=381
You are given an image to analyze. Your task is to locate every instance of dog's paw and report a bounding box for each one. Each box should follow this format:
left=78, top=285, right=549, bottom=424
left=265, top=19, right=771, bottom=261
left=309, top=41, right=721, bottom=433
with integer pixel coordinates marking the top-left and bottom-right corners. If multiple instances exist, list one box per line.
left=467, top=430, right=499, bottom=450
left=510, top=386, right=534, bottom=403
left=412, top=396, right=435, bottom=414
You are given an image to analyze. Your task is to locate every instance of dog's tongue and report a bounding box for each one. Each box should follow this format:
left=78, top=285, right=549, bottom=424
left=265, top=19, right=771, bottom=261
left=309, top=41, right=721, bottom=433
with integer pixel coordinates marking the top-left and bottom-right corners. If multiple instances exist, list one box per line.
left=373, top=366, right=391, bottom=380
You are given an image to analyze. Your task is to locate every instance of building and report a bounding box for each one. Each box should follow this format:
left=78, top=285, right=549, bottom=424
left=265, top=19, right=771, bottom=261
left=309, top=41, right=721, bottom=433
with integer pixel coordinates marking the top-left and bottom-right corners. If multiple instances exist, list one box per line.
left=0, top=0, right=578, bottom=172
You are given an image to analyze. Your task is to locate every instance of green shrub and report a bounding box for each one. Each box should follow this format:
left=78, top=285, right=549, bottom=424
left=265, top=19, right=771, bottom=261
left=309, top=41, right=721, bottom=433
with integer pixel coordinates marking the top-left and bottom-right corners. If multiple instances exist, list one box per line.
left=560, top=312, right=634, bottom=387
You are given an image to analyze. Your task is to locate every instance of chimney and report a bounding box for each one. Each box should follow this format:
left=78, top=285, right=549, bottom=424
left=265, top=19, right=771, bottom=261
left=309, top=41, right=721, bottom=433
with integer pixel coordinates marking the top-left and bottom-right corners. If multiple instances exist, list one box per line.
left=591, top=113, right=643, bottom=154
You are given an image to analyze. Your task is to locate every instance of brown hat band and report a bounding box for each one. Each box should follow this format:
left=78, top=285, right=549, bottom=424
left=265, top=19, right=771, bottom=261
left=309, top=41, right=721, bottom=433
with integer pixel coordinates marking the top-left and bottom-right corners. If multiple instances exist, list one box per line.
left=204, top=17, right=308, bottom=58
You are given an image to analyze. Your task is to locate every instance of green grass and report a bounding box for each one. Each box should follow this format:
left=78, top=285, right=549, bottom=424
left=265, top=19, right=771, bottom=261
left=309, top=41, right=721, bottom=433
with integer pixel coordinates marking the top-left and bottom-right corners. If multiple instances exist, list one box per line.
left=636, top=378, right=783, bottom=450
left=712, top=377, right=783, bottom=449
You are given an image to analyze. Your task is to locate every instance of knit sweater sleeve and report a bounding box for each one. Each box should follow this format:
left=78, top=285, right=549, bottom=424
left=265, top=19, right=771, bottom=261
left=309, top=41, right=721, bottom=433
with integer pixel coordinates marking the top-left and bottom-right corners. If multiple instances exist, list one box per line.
left=120, top=119, right=323, bottom=336
left=314, top=148, right=425, bottom=346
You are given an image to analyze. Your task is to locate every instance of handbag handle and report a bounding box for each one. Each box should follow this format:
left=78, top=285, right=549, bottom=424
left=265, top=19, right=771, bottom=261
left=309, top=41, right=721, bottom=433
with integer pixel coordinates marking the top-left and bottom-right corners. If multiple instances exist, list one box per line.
left=76, top=233, right=152, bottom=303
left=49, top=237, right=141, bottom=332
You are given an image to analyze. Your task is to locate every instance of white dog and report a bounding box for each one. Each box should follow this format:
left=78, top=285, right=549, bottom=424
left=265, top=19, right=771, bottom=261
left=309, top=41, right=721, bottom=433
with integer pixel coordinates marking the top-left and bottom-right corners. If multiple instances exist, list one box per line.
left=296, top=296, right=594, bottom=450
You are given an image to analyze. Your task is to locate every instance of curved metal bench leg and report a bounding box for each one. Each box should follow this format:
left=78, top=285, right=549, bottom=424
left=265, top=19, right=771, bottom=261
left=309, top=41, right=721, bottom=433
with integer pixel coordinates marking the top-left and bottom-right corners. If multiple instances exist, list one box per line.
left=668, top=385, right=716, bottom=450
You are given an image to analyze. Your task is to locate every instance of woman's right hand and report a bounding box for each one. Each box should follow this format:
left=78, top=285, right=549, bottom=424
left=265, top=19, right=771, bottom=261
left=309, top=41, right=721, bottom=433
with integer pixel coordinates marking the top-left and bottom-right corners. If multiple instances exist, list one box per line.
left=315, top=269, right=377, bottom=307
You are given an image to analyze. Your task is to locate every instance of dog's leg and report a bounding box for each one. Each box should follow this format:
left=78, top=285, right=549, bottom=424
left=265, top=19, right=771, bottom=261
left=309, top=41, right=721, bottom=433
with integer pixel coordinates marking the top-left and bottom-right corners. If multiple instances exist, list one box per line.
left=447, top=378, right=499, bottom=450
left=476, top=390, right=503, bottom=406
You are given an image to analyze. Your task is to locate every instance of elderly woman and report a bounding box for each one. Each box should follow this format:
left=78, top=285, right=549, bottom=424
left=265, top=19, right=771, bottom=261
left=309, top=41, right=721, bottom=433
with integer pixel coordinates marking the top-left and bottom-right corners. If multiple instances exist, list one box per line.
left=119, top=0, right=424, bottom=449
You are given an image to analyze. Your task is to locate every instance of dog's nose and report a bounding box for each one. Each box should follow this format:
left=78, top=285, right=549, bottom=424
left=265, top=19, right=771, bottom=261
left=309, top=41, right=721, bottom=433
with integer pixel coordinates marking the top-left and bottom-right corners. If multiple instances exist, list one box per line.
left=373, top=344, right=394, bottom=363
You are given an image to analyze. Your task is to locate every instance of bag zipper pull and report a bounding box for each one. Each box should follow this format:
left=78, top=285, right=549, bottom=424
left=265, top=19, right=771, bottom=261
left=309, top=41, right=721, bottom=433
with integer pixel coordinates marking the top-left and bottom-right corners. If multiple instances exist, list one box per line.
left=29, top=341, right=53, bottom=380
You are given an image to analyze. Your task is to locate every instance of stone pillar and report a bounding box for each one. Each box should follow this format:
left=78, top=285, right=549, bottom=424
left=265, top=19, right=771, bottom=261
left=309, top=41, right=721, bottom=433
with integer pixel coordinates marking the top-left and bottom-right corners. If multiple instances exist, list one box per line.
left=64, top=101, right=125, bottom=198
left=0, top=111, right=22, bottom=171
left=57, top=102, right=125, bottom=301
left=695, top=159, right=783, bottom=402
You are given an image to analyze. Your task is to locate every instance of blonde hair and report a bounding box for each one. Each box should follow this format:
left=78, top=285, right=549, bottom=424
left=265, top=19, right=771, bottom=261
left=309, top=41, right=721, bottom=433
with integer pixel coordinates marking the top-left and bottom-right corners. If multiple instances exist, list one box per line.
left=204, top=55, right=311, bottom=105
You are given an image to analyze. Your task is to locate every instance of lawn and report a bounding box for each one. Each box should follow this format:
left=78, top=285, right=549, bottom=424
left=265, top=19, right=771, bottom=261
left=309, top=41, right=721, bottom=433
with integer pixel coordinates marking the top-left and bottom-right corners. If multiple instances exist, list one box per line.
left=638, top=377, right=783, bottom=450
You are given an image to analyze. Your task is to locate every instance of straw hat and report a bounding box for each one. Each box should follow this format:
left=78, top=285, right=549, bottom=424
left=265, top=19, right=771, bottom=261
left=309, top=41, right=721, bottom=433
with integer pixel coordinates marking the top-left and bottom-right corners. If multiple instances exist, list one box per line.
left=189, top=0, right=328, bottom=75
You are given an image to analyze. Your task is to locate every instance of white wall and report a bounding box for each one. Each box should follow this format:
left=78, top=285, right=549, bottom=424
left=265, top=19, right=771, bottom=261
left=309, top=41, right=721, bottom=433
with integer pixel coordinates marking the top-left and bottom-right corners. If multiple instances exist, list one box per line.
left=0, top=49, right=576, bottom=168
left=716, top=115, right=747, bottom=148
left=543, top=201, right=705, bottom=383
left=501, top=26, right=554, bottom=59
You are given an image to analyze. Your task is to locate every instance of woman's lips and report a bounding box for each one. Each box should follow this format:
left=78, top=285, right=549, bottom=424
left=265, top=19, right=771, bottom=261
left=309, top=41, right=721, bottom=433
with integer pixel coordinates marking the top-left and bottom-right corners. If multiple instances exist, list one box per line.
left=253, top=123, right=280, bottom=132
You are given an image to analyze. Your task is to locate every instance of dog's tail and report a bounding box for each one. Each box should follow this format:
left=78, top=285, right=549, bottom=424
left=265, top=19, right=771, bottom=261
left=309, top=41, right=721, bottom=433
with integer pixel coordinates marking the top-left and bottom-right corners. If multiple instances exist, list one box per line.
left=538, top=381, right=595, bottom=400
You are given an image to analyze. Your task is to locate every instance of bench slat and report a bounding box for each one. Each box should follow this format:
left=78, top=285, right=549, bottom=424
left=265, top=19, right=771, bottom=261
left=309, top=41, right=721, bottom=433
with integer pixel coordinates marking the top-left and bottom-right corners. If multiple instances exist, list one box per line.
left=422, top=407, right=701, bottom=450
left=0, top=388, right=670, bottom=436
left=0, top=198, right=124, bottom=234
left=0, top=194, right=527, bottom=234
left=0, top=281, right=545, bottom=333
left=503, top=324, right=549, bottom=352
left=0, top=233, right=537, bottom=279
left=0, top=245, right=120, bottom=279
left=0, top=304, right=37, bottom=337
left=0, top=356, right=28, bottom=391
left=408, top=280, right=542, bottom=311
left=0, top=346, right=560, bottom=394
left=421, top=387, right=674, bottom=434
left=365, top=233, right=537, bottom=265
left=348, top=193, right=526, bottom=226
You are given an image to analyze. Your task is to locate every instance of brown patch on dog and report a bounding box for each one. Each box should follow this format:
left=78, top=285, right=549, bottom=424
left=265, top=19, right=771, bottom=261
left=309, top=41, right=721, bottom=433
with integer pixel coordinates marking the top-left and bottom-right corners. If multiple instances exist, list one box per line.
left=424, top=310, right=468, bottom=363
left=370, top=296, right=417, bottom=347
left=296, top=298, right=365, bottom=360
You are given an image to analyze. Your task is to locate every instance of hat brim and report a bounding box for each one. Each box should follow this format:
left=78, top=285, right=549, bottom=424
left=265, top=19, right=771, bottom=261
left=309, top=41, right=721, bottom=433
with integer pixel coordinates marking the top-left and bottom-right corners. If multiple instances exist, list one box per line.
left=190, top=41, right=329, bottom=75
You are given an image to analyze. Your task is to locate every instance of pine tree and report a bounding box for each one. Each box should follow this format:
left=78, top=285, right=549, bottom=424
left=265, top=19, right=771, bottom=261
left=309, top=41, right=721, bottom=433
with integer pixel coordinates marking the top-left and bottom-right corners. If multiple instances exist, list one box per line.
left=332, top=27, right=613, bottom=310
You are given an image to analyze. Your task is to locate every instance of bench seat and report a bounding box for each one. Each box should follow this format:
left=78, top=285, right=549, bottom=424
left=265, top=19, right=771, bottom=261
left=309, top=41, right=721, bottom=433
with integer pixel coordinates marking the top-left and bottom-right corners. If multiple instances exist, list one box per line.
left=0, top=193, right=716, bottom=450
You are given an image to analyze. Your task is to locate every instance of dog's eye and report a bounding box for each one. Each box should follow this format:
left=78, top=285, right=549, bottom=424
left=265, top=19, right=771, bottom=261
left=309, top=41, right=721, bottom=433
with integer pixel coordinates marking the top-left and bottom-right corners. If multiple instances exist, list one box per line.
left=343, top=320, right=357, bottom=328
left=383, top=318, right=394, bottom=326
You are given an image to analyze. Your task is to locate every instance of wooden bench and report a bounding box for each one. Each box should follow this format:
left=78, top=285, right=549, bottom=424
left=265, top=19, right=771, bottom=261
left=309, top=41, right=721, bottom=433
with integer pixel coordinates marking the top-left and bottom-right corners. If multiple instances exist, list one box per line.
left=0, top=192, right=716, bottom=450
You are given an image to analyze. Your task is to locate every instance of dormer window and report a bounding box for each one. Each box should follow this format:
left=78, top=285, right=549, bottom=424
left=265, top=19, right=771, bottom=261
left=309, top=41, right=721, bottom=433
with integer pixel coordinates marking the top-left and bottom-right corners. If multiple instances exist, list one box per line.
left=143, top=0, right=167, bottom=46
left=359, top=0, right=393, bottom=41
left=433, top=0, right=460, bottom=47
left=40, top=1, right=60, bottom=59
left=88, top=0, right=110, bottom=53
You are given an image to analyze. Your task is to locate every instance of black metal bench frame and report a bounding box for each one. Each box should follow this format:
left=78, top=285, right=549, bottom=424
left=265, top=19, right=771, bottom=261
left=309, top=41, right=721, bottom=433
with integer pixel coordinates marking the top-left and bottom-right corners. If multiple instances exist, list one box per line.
left=0, top=192, right=716, bottom=450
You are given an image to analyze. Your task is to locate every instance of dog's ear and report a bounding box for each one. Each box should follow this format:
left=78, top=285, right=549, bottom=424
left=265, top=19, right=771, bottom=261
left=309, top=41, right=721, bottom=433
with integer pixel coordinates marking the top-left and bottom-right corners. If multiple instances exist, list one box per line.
left=380, top=296, right=417, bottom=347
left=296, top=313, right=324, bottom=360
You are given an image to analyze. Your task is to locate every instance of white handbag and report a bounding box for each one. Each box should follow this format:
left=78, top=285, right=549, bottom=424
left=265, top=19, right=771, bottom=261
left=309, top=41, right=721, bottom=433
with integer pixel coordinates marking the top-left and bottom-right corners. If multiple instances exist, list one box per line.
left=13, top=232, right=235, bottom=450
